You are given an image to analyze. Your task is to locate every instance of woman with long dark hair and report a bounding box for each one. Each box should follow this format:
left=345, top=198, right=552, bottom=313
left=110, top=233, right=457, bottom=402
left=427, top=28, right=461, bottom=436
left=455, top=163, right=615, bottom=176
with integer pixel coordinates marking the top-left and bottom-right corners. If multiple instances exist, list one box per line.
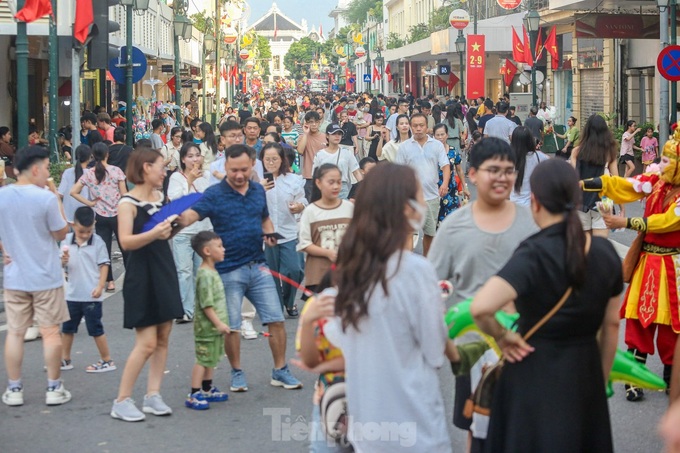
left=324, top=163, right=454, bottom=452
left=431, top=104, right=443, bottom=125
left=510, top=126, right=549, bottom=206
left=379, top=114, right=411, bottom=162
left=465, top=107, right=478, bottom=146
left=471, top=158, right=622, bottom=453
left=70, top=142, right=128, bottom=291
left=167, top=142, right=212, bottom=323
left=569, top=114, right=620, bottom=237
left=58, top=144, right=93, bottom=224
left=197, top=122, right=219, bottom=171
left=445, top=104, right=465, bottom=151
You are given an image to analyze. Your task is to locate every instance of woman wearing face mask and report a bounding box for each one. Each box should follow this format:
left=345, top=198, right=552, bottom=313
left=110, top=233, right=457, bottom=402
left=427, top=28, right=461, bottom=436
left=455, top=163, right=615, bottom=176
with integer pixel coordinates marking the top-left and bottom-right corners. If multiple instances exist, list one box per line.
left=323, top=163, right=457, bottom=452
left=355, top=102, right=373, bottom=159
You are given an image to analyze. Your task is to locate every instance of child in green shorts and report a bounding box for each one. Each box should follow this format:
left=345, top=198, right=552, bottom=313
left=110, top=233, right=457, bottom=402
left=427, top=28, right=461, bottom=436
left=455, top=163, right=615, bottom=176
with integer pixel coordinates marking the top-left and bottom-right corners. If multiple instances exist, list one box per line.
left=186, top=231, right=231, bottom=410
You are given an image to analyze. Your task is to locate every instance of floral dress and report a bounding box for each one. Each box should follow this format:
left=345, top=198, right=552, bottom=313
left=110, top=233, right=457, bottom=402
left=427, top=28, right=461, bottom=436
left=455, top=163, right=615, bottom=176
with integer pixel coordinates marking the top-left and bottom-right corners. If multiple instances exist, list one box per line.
left=438, top=146, right=462, bottom=225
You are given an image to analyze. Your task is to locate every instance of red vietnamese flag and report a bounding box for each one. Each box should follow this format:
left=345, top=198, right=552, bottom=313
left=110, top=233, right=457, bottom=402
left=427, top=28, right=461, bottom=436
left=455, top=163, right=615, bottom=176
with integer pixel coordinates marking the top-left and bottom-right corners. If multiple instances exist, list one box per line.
left=535, top=27, right=544, bottom=61
left=447, top=73, right=459, bottom=91
left=511, top=27, right=525, bottom=65
left=221, top=64, right=227, bottom=81
left=523, top=26, right=532, bottom=65
left=504, top=59, right=518, bottom=88
left=15, top=0, right=53, bottom=22
left=74, top=0, right=94, bottom=44
left=372, top=66, right=381, bottom=81
left=167, top=76, right=176, bottom=95
left=544, top=27, right=559, bottom=70
left=466, top=35, right=485, bottom=100
left=385, top=63, right=392, bottom=82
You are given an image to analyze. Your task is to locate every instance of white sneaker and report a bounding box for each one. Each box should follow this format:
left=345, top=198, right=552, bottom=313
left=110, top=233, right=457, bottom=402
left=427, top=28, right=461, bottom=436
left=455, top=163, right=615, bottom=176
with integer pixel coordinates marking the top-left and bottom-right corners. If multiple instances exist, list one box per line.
left=241, top=320, right=258, bottom=340
left=24, top=325, right=41, bottom=342
left=46, top=382, right=72, bottom=406
left=2, top=387, right=24, bottom=406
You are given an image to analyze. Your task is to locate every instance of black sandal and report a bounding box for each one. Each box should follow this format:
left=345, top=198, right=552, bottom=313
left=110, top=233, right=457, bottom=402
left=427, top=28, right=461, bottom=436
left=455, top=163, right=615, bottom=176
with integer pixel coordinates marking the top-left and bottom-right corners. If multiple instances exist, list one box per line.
left=286, top=305, right=299, bottom=318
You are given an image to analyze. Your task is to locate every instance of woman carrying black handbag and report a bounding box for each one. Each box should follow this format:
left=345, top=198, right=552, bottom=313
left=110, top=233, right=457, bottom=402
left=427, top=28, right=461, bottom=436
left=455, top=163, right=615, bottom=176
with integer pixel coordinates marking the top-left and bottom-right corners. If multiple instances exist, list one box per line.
left=471, top=159, right=622, bottom=453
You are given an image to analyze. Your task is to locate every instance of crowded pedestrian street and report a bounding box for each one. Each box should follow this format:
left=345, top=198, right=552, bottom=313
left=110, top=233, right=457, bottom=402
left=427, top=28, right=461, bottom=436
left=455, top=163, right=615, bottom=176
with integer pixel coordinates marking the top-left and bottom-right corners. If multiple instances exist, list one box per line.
left=2, top=0, right=680, bottom=452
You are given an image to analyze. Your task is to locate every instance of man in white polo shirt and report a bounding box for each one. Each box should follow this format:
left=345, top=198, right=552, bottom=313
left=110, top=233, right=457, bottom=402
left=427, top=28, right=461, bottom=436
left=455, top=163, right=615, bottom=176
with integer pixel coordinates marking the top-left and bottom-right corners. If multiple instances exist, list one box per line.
left=396, top=113, right=450, bottom=256
left=483, top=102, right=517, bottom=144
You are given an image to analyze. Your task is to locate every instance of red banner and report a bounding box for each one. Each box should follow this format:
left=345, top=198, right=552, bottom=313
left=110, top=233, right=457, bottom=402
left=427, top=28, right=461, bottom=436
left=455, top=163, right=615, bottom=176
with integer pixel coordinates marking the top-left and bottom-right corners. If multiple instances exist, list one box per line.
left=466, top=35, right=485, bottom=100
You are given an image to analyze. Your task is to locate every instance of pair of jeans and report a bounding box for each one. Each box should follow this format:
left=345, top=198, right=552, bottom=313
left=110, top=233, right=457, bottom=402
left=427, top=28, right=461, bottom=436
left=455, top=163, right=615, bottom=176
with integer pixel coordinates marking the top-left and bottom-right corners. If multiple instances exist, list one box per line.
left=264, top=240, right=303, bottom=310
left=172, top=233, right=202, bottom=317
left=95, top=214, right=128, bottom=282
left=219, top=262, right=284, bottom=330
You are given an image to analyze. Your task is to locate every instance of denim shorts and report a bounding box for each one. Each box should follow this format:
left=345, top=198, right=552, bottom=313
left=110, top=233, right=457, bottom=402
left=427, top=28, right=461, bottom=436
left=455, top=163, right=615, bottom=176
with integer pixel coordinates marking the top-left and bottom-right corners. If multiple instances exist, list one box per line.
left=62, top=301, right=104, bottom=337
left=219, top=263, right=285, bottom=330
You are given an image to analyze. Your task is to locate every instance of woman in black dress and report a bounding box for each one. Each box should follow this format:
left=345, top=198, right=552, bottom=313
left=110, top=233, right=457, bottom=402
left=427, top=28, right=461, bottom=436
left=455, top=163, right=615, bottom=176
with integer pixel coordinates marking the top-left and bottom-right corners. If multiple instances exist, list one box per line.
left=110, top=148, right=183, bottom=422
left=471, top=158, right=622, bottom=453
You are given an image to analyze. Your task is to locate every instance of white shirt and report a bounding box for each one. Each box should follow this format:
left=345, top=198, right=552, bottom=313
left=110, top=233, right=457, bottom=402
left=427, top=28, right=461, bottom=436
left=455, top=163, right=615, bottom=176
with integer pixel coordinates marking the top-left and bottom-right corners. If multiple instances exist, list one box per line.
left=58, top=167, right=90, bottom=223
left=483, top=115, right=517, bottom=144
left=167, top=170, right=213, bottom=235
left=265, top=173, right=307, bottom=243
left=0, top=184, right=66, bottom=291
left=161, top=143, right=181, bottom=171
left=510, top=151, right=549, bottom=206
left=312, top=147, right=359, bottom=186
left=63, top=232, right=110, bottom=302
left=396, top=136, right=449, bottom=201
left=324, top=252, right=451, bottom=453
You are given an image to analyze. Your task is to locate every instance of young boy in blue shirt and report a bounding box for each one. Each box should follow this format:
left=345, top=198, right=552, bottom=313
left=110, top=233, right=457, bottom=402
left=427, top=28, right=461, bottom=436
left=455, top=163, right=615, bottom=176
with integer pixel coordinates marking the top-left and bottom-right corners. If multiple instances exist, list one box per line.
left=186, top=231, right=230, bottom=410
left=61, top=207, right=116, bottom=373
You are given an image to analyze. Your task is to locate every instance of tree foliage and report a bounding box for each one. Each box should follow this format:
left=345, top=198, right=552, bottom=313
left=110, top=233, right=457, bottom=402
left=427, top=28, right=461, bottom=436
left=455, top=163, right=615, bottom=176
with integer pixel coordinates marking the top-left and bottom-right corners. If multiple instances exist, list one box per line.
left=189, top=11, right=208, bottom=33
left=342, top=0, right=382, bottom=27
left=284, top=37, right=320, bottom=80
left=386, top=32, right=405, bottom=50
left=407, top=23, right=429, bottom=44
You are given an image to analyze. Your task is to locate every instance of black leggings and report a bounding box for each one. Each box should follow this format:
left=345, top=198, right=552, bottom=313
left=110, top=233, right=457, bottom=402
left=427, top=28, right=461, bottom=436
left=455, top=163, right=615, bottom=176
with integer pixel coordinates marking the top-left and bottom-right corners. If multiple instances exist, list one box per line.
left=95, top=214, right=128, bottom=282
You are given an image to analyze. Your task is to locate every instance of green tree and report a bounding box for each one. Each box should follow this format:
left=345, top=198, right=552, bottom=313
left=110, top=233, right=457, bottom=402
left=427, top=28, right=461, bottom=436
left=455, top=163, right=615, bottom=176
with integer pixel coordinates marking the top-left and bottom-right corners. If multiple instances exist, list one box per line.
left=256, top=35, right=272, bottom=76
left=342, top=0, right=382, bottom=27
left=189, top=11, right=208, bottom=33
left=407, top=23, right=429, bottom=44
left=284, top=37, right=319, bottom=80
left=386, top=32, right=405, bottom=50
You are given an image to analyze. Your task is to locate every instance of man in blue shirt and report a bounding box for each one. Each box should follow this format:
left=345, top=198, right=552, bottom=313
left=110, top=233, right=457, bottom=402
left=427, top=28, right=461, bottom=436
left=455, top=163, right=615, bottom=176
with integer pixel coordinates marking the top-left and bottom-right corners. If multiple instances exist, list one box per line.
left=180, top=144, right=302, bottom=392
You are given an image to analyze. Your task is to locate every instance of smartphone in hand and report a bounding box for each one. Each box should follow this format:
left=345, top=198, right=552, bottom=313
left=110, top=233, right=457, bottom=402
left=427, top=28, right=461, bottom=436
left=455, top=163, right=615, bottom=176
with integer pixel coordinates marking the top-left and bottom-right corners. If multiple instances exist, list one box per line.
left=263, top=172, right=274, bottom=182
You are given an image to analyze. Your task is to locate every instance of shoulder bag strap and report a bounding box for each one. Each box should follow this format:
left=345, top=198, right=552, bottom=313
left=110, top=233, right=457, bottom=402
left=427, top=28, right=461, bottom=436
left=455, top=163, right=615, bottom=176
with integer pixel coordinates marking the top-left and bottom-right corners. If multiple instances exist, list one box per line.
left=523, top=234, right=591, bottom=341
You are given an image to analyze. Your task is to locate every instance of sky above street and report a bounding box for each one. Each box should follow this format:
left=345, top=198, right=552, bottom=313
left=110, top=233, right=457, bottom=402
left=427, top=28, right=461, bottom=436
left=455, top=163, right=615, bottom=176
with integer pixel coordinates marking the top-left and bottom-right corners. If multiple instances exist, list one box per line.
left=189, top=0, right=338, bottom=34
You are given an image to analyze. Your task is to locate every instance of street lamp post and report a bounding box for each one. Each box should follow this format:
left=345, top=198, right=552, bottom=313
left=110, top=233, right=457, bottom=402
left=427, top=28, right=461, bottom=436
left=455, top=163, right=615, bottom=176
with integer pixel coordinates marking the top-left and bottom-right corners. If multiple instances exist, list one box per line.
left=455, top=31, right=466, bottom=98
left=120, top=0, right=150, bottom=146
left=203, top=31, right=216, bottom=121
left=173, top=1, right=192, bottom=128
left=659, top=0, right=671, bottom=144
left=671, top=0, right=678, bottom=124
left=15, top=0, right=28, bottom=150
left=523, top=7, right=540, bottom=107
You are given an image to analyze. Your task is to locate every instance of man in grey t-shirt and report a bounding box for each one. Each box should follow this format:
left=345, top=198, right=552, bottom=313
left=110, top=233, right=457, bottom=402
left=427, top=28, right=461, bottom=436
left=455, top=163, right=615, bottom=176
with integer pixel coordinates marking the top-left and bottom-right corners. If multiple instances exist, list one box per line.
left=482, top=102, right=517, bottom=144
left=149, top=119, right=165, bottom=151
left=428, top=137, right=537, bottom=446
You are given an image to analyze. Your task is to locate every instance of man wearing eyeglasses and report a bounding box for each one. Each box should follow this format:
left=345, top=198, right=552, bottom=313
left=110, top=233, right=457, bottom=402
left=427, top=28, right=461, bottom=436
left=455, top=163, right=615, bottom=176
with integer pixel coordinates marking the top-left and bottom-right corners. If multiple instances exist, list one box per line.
left=385, top=99, right=411, bottom=141
left=429, top=137, right=537, bottom=452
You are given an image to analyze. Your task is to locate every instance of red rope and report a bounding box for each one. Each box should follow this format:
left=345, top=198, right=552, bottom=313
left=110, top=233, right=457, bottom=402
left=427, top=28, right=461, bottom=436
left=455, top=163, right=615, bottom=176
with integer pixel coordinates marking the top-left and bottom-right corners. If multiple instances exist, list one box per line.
left=259, top=266, right=314, bottom=297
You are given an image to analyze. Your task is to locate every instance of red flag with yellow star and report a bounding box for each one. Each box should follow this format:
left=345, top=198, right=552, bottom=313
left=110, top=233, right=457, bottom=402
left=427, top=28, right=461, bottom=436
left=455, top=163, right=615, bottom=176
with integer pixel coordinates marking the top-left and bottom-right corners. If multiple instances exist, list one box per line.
left=466, top=35, right=485, bottom=99
left=504, top=59, right=518, bottom=89
left=545, top=27, right=559, bottom=70
left=512, top=27, right=525, bottom=65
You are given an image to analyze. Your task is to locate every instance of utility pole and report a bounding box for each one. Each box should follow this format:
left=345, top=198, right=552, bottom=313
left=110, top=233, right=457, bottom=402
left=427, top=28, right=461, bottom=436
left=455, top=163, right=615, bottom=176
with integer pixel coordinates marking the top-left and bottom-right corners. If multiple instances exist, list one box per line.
left=16, top=0, right=28, bottom=150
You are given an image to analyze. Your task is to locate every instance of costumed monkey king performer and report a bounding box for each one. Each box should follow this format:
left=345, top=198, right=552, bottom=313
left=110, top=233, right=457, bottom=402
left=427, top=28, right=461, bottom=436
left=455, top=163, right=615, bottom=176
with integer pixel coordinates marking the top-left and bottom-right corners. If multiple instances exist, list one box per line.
left=582, top=125, right=680, bottom=402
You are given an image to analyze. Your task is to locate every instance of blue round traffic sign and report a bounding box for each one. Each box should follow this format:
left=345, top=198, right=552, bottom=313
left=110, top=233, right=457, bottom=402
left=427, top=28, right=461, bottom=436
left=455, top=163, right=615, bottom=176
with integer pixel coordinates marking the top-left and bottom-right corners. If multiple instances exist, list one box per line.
left=108, top=46, right=148, bottom=85
left=657, top=45, right=680, bottom=82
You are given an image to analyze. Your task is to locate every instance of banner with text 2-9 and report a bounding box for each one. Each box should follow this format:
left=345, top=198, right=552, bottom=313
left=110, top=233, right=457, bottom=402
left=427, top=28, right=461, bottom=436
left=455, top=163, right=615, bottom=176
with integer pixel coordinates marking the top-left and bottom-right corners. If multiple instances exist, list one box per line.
left=466, top=35, right=485, bottom=100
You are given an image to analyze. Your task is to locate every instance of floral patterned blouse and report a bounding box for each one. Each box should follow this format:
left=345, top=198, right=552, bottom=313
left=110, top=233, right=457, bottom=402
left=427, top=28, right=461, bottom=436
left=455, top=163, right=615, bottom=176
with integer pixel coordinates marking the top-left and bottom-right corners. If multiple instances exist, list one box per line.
left=78, top=165, right=126, bottom=217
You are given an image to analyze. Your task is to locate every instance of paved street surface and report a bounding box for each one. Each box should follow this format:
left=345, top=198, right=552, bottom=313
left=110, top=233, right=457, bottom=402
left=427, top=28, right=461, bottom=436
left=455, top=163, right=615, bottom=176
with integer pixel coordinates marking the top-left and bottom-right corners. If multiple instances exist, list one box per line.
left=0, top=196, right=671, bottom=452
